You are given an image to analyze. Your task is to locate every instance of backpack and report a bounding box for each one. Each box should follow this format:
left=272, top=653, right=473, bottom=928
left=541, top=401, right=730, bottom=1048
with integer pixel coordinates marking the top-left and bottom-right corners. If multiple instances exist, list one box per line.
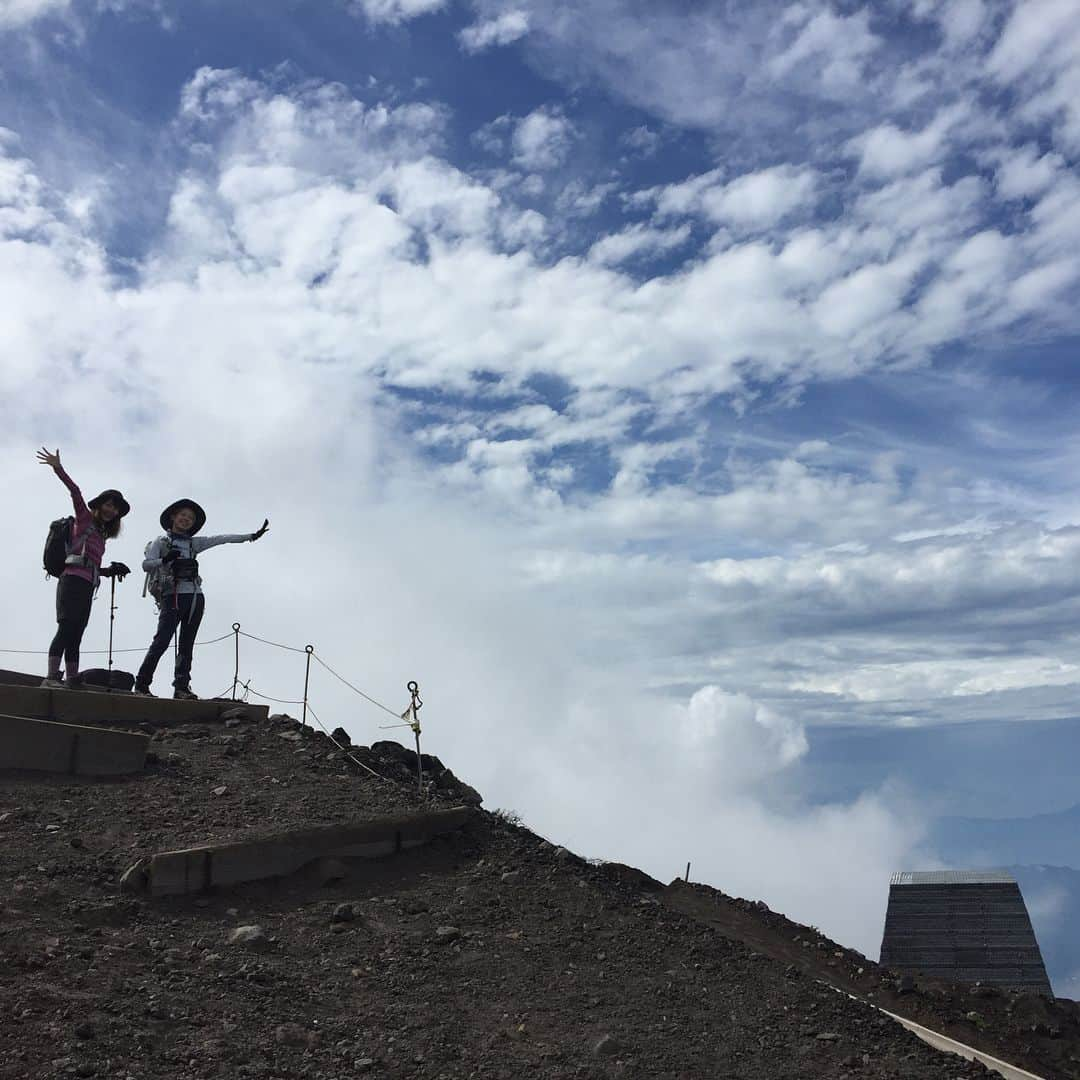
left=80, top=668, right=136, bottom=692
left=44, top=517, right=74, bottom=577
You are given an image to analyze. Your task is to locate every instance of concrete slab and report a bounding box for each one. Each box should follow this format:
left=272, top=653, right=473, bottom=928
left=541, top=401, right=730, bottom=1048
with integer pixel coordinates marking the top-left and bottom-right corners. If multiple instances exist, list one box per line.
left=126, top=806, right=475, bottom=896
left=0, top=714, right=148, bottom=776
left=0, top=682, right=268, bottom=729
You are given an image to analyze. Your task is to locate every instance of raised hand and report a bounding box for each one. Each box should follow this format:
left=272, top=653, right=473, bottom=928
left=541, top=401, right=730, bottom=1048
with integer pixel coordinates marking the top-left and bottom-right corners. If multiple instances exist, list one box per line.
left=36, top=447, right=61, bottom=469
left=251, top=518, right=269, bottom=541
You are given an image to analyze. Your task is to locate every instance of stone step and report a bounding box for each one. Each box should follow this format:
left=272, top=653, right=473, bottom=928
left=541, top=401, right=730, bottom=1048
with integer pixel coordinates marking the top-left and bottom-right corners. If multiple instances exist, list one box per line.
left=120, top=806, right=475, bottom=896
left=0, top=679, right=268, bottom=729
left=0, top=713, right=148, bottom=776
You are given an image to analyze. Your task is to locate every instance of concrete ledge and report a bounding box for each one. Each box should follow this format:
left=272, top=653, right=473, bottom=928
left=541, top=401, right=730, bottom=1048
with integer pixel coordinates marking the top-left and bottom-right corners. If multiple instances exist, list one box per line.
left=0, top=682, right=268, bottom=729
left=123, top=806, right=475, bottom=897
left=0, top=714, right=148, bottom=777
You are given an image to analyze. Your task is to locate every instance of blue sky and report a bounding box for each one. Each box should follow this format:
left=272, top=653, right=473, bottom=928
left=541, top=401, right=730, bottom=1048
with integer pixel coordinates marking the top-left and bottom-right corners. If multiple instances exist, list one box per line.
left=3, top=0, right=1080, bottom=986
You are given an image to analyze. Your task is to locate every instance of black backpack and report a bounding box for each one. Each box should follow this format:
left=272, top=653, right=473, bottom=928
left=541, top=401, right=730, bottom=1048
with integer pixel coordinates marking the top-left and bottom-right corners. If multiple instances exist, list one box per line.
left=80, top=668, right=136, bottom=692
left=44, top=517, right=74, bottom=577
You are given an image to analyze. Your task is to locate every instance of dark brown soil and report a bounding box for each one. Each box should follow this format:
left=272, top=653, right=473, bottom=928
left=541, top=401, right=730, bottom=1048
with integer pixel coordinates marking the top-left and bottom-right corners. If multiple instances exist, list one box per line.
left=0, top=709, right=1073, bottom=1079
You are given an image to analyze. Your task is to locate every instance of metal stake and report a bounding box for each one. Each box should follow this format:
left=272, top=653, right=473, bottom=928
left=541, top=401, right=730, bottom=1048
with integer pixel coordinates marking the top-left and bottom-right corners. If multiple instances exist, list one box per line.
left=685, top=861, right=691, bottom=883
left=301, top=645, right=313, bottom=727
left=406, top=680, right=423, bottom=795
left=231, top=623, right=241, bottom=701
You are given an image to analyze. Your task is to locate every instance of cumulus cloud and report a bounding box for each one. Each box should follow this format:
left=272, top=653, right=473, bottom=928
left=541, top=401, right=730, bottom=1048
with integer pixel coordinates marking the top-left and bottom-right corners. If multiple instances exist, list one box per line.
left=0, top=0, right=69, bottom=26
left=458, top=9, right=528, bottom=52
left=345, top=0, right=445, bottom=25
left=587, top=222, right=690, bottom=266
left=510, top=106, right=577, bottom=170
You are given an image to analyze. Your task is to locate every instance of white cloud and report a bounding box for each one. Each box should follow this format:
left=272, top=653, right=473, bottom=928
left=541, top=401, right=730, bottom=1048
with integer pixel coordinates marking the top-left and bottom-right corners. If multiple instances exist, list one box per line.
left=847, top=105, right=968, bottom=179
left=768, top=6, right=882, bottom=93
left=346, top=0, right=445, bottom=25
left=588, top=222, right=690, bottom=266
left=0, top=0, right=68, bottom=27
left=511, top=106, right=577, bottom=170
left=700, top=164, right=817, bottom=228
left=458, top=9, right=528, bottom=52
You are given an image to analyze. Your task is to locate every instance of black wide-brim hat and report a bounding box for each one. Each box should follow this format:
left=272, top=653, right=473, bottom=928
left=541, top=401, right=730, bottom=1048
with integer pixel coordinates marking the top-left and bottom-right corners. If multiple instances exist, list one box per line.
left=88, top=489, right=131, bottom=517
left=161, top=498, right=207, bottom=536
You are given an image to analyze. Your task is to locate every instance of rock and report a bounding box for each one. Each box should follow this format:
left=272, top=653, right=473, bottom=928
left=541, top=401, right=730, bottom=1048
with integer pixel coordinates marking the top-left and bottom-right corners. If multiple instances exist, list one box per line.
left=500, top=871, right=522, bottom=885
left=434, top=926, right=461, bottom=943
left=227, top=925, right=270, bottom=951
left=331, top=726, right=351, bottom=746
left=403, top=899, right=429, bottom=915
left=354, top=1058, right=375, bottom=1072
left=221, top=707, right=250, bottom=724
left=73, top=1021, right=95, bottom=1040
left=895, top=974, right=916, bottom=994
left=278, top=731, right=303, bottom=742
left=592, top=1034, right=621, bottom=1057
left=211, top=785, right=228, bottom=797
left=815, top=1032, right=841, bottom=1042
left=75, top=1064, right=97, bottom=1078
left=331, top=903, right=356, bottom=924
left=274, top=1023, right=309, bottom=1047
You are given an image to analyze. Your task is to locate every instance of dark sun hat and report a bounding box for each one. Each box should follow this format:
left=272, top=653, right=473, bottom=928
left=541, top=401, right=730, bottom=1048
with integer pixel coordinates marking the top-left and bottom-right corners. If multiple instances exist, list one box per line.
left=88, top=489, right=131, bottom=517
left=161, top=498, right=207, bottom=536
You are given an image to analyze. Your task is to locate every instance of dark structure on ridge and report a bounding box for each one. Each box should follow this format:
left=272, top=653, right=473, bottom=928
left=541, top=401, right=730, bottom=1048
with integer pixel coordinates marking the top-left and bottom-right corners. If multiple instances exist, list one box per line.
left=879, top=870, right=1052, bottom=996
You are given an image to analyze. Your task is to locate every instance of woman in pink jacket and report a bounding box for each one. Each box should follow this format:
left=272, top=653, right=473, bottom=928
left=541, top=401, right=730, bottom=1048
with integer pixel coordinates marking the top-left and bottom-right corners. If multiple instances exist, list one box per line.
left=38, top=448, right=131, bottom=688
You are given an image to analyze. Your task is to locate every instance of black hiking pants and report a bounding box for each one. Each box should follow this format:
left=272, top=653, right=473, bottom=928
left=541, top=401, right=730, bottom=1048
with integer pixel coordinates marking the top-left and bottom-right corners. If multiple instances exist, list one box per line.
left=48, top=574, right=95, bottom=672
left=136, top=592, right=205, bottom=691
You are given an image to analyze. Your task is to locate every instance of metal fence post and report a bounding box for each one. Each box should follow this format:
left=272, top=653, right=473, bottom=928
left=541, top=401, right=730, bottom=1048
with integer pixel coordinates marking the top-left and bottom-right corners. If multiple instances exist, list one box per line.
left=302, top=645, right=313, bottom=727
left=231, top=623, right=241, bottom=701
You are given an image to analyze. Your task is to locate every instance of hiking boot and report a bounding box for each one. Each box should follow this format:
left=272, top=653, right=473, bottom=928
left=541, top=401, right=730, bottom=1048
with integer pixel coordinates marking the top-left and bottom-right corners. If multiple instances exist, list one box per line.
left=40, top=677, right=64, bottom=689
left=173, top=687, right=199, bottom=701
left=133, top=684, right=155, bottom=697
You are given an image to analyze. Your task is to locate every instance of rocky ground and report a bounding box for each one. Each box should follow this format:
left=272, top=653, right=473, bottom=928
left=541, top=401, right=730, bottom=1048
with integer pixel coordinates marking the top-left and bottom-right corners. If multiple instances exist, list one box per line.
left=1, top=708, right=1076, bottom=1079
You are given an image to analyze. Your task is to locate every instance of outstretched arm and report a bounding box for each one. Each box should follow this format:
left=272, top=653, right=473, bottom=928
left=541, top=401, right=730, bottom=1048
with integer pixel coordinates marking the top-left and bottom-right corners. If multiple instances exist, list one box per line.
left=193, top=520, right=269, bottom=554
left=37, top=447, right=89, bottom=522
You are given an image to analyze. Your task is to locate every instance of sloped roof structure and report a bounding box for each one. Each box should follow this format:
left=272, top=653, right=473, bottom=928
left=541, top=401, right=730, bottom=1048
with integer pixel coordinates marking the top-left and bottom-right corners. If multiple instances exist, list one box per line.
left=880, top=869, right=1052, bottom=996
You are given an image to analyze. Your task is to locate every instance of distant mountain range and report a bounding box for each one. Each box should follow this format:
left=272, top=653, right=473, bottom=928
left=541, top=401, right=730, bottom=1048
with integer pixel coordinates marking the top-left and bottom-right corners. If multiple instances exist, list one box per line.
left=932, top=803, right=1080, bottom=869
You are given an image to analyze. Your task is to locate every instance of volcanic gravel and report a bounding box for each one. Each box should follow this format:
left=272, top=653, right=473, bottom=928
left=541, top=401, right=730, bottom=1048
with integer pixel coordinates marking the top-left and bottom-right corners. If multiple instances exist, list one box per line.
left=0, top=711, right=1073, bottom=1079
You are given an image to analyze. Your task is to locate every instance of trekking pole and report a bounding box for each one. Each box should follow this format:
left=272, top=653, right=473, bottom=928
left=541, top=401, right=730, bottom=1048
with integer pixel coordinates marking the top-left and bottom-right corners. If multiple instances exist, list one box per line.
left=107, top=576, right=117, bottom=673
left=301, top=645, right=313, bottom=727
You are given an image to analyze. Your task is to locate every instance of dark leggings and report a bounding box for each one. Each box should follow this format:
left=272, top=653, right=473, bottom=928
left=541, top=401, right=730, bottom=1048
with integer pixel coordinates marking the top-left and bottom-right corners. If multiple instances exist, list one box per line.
left=137, top=592, right=205, bottom=690
left=48, top=574, right=95, bottom=671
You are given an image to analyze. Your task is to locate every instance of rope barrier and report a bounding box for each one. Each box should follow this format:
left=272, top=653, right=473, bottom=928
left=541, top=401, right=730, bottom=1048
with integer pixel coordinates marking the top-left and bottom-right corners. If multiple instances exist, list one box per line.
left=309, top=652, right=402, bottom=719
left=305, top=702, right=390, bottom=782
left=245, top=685, right=306, bottom=706
left=237, top=630, right=308, bottom=654
left=0, top=631, right=235, bottom=657
left=4, top=622, right=423, bottom=760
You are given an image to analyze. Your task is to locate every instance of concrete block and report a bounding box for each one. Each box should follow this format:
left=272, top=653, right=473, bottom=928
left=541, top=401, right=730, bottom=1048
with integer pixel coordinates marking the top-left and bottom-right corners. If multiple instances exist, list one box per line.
left=137, top=806, right=475, bottom=896
left=0, top=685, right=52, bottom=721
left=0, top=683, right=268, bottom=729
left=0, top=714, right=147, bottom=776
